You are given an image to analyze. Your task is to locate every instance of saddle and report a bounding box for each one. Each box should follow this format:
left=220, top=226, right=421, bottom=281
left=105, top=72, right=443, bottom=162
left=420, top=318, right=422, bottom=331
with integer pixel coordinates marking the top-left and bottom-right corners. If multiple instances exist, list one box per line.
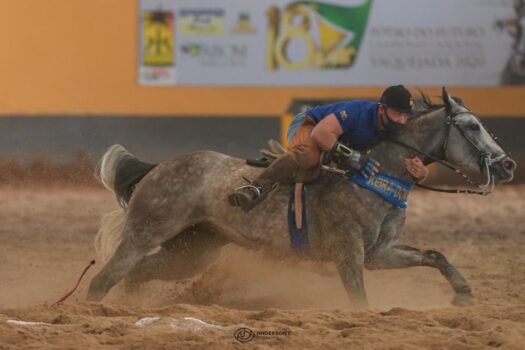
left=246, top=139, right=322, bottom=229
left=246, top=139, right=286, bottom=167
left=247, top=139, right=323, bottom=184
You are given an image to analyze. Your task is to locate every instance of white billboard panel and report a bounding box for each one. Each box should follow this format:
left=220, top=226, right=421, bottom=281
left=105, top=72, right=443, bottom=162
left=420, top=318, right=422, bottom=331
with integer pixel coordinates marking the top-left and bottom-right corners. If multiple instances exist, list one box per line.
left=138, top=0, right=523, bottom=86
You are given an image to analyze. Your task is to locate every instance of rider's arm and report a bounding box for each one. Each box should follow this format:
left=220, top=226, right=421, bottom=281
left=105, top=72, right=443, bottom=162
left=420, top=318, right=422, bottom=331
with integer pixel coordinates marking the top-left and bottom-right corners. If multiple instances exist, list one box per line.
left=310, top=107, right=380, bottom=178
left=311, top=114, right=343, bottom=151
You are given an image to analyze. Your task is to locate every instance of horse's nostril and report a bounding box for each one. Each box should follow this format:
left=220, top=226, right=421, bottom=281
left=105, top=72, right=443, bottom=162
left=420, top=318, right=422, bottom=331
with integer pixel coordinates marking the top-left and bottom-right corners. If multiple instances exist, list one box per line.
left=503, top=159, right=516, bottom=171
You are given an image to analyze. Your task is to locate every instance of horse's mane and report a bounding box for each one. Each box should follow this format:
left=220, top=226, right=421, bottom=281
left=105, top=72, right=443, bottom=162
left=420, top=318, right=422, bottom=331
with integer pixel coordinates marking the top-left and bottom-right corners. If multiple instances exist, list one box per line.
left=411, top=91, right=465, bottom=119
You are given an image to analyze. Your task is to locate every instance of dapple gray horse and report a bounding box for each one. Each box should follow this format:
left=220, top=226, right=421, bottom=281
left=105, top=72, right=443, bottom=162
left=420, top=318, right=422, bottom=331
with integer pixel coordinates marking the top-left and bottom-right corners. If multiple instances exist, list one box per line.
left=88, top=89, right=516, bottom=308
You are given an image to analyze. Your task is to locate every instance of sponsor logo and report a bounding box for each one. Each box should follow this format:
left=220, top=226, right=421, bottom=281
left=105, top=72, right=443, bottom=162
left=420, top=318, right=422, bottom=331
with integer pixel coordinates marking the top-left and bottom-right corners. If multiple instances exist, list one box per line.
left=266, top=0, right=373, bottom=71
left=180, top=42, right=248, bottom=67
left=367, top=175, right=410, bottom=201
left=232, top=12, right=257, bottom=34
left=179, top=8, right=224, bottom=36
left=180, top=43, right=203, bottom=57
left=142, top=10, right=174, bottom=67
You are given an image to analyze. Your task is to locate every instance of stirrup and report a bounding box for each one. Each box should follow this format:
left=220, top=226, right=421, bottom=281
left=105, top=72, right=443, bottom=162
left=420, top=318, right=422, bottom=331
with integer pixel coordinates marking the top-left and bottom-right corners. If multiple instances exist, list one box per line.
left=237, top=184, right=262, bottom=198
left=228, top=184, right=270, bottom=212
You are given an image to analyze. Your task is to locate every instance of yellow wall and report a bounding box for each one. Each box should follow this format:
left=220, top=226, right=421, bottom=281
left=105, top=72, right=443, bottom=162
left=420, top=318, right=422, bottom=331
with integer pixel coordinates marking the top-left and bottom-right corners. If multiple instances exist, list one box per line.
left=1, top=0, right=524, bottom=117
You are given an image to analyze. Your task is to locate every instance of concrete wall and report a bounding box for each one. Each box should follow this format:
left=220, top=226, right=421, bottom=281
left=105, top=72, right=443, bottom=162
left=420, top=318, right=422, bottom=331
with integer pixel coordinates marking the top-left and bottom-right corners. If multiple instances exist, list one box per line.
left=0, top=116, right=280, bottom=163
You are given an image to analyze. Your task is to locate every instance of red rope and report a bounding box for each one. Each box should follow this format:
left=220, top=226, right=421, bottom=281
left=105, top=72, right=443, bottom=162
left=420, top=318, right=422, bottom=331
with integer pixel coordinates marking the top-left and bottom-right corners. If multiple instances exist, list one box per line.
left=52, top=260, right=96, bottom=306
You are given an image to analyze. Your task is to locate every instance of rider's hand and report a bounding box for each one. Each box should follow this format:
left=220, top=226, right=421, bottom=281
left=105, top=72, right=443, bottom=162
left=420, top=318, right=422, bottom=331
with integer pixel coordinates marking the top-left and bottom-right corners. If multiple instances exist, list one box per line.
left=331, top=142, right=381, bottom=177
left=360, top=158, right=381, bottom=179
left=405, top=156, right=428, bottom=183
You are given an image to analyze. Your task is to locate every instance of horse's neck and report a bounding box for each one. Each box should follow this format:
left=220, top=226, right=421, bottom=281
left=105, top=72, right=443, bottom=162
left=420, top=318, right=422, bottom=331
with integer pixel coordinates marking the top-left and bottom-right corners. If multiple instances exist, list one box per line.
left=369, top=109, right=446, bottom=182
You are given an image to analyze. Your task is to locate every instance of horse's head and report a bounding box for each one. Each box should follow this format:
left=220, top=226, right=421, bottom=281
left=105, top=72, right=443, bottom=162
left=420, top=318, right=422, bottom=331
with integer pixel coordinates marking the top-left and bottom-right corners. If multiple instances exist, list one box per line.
left=439, top=88, right=516, bottom=184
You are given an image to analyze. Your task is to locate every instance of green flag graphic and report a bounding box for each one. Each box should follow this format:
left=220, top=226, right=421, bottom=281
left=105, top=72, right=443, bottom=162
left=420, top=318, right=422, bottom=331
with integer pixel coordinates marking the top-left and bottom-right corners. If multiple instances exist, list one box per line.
left=294, top=0, right=373, bottom=49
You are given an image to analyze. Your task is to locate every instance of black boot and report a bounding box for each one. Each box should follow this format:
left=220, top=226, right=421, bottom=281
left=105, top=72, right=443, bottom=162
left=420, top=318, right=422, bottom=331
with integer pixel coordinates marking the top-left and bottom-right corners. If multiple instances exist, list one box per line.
left=228, top=183, right=274, bottom=212
left=229, top=153, right=299, bottom=212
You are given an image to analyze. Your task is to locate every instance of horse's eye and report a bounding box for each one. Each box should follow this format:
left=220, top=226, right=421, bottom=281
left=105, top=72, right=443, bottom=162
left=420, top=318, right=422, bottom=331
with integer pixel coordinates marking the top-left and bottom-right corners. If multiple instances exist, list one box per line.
left=469, top=123, right=480, bottom=131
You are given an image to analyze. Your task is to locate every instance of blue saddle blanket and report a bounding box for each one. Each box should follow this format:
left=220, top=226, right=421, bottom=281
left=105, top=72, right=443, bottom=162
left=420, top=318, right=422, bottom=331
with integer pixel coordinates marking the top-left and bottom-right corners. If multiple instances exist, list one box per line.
left=348, top=172, right=413, bottom=208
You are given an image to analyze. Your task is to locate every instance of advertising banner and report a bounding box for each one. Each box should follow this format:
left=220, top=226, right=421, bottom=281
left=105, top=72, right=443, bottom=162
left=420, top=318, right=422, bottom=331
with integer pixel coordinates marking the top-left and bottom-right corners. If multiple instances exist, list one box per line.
left=138, top=0, right=524, bottom=86
left=139, top=9, right=176, bottom=84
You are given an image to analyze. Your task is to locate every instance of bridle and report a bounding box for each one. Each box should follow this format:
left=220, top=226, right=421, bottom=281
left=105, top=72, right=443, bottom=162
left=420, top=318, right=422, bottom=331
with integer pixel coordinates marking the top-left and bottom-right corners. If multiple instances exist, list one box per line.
left=390, top=108, right=509, bottom=195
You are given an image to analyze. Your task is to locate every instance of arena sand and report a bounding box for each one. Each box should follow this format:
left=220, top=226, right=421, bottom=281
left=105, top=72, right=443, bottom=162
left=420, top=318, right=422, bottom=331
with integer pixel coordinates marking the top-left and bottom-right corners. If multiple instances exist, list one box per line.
left=0, top=184, right=524, bottom=349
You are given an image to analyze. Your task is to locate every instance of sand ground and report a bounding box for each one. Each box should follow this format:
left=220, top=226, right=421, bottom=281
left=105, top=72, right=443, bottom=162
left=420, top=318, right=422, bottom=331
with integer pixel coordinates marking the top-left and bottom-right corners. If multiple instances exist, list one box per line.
left=0, top=184, right=524, bottom=349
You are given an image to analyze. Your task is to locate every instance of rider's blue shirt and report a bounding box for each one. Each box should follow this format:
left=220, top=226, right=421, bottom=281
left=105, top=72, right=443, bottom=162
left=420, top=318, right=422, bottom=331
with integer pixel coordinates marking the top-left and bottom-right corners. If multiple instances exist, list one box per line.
left=307, top=100, right=384, bottom=149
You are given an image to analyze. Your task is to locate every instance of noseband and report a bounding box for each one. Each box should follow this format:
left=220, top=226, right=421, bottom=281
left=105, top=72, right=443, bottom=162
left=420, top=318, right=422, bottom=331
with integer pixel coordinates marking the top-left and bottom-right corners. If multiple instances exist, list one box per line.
left=391, top=109, right=509, bottom=195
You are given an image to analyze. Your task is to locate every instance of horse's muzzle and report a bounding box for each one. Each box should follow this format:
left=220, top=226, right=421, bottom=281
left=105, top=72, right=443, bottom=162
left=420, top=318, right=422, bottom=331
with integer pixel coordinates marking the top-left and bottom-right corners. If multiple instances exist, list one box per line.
left=490, top=156, right=517, bottom=183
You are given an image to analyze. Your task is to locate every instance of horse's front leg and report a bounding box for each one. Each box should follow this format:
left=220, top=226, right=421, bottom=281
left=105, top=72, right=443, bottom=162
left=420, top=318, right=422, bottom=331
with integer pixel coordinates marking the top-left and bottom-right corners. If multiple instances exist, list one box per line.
left=365, top=209, right=473, bottom=305
left=335, top=238, right=368, bottom=309
left=366, top=245, right=473, bottom=305
left=422, top=248, right=473, bottom=305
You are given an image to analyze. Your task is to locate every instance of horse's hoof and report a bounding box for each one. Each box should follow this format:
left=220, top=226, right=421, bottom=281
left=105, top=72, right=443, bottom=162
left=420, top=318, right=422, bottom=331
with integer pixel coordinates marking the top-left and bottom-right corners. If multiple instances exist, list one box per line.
left=86, top=288, right=106, bottom=302
left=451, top=293, right=474, bottom=306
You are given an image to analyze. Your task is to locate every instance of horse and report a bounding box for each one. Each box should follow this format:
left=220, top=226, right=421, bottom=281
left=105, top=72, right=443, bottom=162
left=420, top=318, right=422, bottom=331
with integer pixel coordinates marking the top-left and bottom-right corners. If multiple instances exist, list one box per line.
left=88, top=88, right=516, bottom=308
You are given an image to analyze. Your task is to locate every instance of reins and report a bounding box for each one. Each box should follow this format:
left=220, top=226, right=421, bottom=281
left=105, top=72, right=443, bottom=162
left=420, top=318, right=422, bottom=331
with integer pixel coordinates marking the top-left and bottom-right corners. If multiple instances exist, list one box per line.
left=389, top=138, right=493, bottom=195
left=389, top=110, right=508, bottom=195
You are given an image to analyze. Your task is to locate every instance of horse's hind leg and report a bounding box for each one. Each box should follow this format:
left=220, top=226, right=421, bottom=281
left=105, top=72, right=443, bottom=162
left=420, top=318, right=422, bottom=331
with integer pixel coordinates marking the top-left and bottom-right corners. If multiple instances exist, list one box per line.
left=365, top=245, right=473, bottom=305
left=125, top=224, right=229, bottom=286
left=87, top=223, right=165, bottom=301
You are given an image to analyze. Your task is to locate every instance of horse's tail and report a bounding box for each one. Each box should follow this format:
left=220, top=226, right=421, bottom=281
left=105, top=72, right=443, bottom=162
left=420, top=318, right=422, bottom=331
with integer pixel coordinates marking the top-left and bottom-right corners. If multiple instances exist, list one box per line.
left=96, top=144, right=157, bottom=208
left=94, top=144, right=156, bottom=262
left=94, top=209, right=126, bottom=263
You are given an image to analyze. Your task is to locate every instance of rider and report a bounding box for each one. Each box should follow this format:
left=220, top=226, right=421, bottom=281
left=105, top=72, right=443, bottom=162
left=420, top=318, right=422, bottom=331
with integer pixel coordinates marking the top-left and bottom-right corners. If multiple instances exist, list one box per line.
left=229, top=85, right=428, bottom=212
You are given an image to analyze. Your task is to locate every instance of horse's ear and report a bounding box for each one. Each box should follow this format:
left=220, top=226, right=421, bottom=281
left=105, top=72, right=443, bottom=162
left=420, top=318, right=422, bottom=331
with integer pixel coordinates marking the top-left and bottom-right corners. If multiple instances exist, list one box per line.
left=442, top=86, right=454, bottom=112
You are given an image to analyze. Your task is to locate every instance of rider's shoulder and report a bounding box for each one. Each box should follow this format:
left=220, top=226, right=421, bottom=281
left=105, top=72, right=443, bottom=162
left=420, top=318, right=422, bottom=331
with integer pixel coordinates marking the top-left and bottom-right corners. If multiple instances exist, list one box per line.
left=339, top=99, right=376, bottom=112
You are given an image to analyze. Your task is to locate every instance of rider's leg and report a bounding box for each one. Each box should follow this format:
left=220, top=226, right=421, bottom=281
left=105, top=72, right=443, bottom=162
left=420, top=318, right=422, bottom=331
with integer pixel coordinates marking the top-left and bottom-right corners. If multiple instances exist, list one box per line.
left=288, top=124, right=321, bottom=170
left=228, top=152, right=300, bottom=212
left=229, top=124, right=321, bottom=212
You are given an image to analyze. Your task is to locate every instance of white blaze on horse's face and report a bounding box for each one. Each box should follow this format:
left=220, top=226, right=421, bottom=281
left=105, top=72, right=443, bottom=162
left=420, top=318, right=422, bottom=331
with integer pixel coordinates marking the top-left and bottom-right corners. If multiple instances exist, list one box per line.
left=443, top=92, right=516, bottom=183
